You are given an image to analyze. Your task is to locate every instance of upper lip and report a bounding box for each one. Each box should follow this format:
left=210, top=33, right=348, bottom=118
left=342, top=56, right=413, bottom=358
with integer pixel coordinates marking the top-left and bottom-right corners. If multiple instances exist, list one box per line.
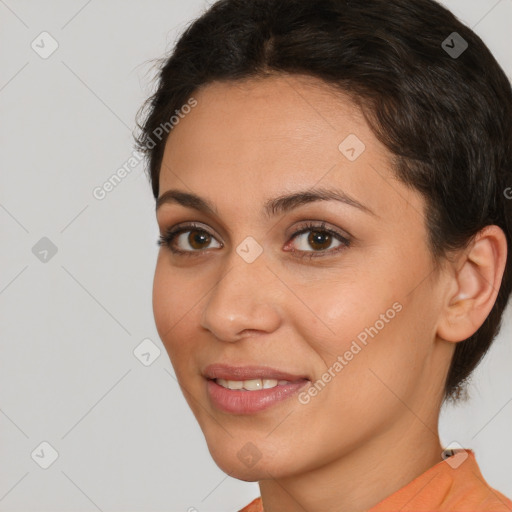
left=203, top=364, right=309, bottom=382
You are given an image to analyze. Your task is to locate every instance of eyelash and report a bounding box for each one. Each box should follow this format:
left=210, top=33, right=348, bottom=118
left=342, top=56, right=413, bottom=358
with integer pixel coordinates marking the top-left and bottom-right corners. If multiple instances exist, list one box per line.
left=157, top=221, right=351, bottom=260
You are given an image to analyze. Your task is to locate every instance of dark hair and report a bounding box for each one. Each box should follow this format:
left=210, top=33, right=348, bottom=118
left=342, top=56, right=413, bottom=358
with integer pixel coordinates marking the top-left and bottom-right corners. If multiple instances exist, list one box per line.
left=135, top=0, right=512, bottom=401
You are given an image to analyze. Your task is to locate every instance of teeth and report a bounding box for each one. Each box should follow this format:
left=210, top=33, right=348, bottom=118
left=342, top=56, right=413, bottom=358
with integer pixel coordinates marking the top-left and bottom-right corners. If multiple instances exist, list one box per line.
left=215, top=378, right=292, bottom=390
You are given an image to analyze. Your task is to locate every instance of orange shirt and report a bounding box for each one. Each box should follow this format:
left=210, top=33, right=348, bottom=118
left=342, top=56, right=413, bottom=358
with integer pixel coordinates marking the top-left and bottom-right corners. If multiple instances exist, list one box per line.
left=237, top=450, right=512, bottom=512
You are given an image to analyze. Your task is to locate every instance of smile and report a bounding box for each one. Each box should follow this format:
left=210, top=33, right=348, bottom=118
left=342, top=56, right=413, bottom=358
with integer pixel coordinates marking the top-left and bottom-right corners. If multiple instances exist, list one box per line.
left=206, top=377, right=310, bottom=414
left=215, top=378, right=292, bottom=390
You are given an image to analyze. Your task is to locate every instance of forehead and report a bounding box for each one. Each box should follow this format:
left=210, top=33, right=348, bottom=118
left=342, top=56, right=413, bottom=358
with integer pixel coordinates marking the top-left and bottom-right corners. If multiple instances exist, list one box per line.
left=166, top=74, right=371, bottom=155
left=158, top=74, right=421, bottom=224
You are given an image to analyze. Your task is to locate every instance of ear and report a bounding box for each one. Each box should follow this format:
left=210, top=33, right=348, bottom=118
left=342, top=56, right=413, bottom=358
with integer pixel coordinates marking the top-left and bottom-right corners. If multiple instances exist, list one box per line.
left=437, top=225, right=508, bottom=343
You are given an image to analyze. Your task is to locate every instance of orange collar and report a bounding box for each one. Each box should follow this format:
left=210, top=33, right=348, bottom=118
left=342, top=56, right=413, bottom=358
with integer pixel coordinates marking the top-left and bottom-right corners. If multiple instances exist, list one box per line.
left=238, top=450, right=512, bottom=512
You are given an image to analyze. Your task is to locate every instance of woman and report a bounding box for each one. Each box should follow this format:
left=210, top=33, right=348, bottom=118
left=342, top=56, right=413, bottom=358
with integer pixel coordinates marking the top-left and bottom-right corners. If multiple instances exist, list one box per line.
left=135, top=0, right=512, bottom=510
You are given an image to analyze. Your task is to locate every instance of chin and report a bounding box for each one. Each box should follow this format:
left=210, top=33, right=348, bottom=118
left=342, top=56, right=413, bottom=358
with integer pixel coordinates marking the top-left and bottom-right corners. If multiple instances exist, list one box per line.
left=207, top=440, right=298, bottom=481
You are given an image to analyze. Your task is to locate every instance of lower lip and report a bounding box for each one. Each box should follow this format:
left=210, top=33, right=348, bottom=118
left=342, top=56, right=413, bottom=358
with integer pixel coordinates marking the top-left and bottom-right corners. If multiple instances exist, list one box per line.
left=206, top=378, right=310, bottom=414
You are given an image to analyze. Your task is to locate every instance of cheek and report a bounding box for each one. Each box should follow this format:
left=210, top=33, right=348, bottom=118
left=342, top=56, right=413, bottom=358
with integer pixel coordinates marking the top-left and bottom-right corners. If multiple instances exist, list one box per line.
left=152, top=262, right=173, bottom=339
left=287, top=272, right=395, bottom=357
left=152, top=260, right=197, bottom=359
left=290, top=267, right=430, bottom=398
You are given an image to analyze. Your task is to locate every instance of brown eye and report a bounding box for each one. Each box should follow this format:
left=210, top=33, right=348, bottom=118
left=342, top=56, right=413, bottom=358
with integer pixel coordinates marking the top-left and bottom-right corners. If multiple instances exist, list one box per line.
left=157, top=223, right=222, bottom=255
left=285, top=221, right=351, bottom=259
left=291, top=229, right=342, bottom=253
left=188, top=229, right=212, bottom=249
left=307, top=230, right=333, bottom=251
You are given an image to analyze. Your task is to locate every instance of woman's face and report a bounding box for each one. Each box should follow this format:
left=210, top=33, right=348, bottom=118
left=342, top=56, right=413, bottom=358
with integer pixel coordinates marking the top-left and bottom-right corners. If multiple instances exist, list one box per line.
left=153, top=74, right=452, bottom=480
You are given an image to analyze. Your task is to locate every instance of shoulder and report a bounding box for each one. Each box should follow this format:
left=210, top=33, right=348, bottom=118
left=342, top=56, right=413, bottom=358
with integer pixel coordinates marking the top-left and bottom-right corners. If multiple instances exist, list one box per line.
left=371, top=449, right=512, bottom=511
left=447, top=450, right=512, bottom=511
left=237, top=496, right=263, bottom=512
left=234, top=451, right=512, bottom=512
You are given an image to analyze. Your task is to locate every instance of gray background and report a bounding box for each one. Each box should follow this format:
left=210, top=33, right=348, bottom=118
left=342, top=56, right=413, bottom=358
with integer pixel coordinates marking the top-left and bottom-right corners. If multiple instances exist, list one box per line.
left=0, top=0, right=511, bottom=511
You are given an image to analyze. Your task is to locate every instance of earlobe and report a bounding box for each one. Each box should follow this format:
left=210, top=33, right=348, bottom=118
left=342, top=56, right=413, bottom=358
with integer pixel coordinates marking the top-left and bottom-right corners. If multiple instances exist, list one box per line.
left=437, top=225, right=508, bottom=343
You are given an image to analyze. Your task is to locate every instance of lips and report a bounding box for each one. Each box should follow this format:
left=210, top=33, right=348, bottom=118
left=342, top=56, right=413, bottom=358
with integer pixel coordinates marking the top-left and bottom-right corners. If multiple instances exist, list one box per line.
left=203, top=363, right=309, bottom=382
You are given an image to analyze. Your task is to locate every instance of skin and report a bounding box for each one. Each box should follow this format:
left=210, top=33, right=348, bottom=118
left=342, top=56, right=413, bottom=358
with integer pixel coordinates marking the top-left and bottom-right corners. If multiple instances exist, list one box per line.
left=152, top=74, right=507, bottom=512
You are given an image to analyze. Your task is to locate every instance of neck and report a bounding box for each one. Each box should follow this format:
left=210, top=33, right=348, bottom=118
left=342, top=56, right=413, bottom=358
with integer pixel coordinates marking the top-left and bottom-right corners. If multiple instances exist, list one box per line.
left=258, top=411, right=444, bottom=512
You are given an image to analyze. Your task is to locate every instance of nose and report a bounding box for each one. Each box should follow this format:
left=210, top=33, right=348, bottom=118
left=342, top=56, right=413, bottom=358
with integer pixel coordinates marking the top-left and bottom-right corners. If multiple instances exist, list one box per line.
left=200, top=250, right=282, bottom=342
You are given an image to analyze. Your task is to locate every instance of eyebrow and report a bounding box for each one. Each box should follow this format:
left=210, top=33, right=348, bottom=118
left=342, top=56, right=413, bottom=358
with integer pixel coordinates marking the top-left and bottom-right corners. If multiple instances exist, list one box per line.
left=155, top=187, right=376, bottom=218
